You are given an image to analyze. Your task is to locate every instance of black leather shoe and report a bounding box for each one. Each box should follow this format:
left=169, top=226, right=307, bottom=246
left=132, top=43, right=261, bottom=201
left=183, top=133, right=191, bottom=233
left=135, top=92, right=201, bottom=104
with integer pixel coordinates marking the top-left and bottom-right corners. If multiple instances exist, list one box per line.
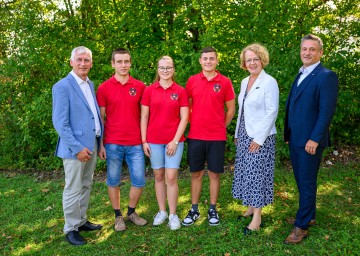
left=243, top=227, right=253, bottom=235
left=243, top=225, right=261, bottom=235
left=78, top=221, right=103, bottom=232
left=237, top=214, right=253, bottom=221
left=65, top=231, right=86, bottom=245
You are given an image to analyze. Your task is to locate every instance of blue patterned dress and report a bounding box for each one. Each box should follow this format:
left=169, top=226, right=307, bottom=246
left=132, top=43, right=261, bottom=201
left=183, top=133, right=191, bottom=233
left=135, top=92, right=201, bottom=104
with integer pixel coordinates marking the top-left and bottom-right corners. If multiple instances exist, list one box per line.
left=232, top=92, right=276, bottom=208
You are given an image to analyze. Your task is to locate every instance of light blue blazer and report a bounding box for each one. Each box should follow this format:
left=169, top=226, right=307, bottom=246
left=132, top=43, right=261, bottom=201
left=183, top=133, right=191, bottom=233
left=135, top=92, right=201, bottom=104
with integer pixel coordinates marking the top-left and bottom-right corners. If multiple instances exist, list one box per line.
left=234, top=69, right=279, bottom=145
left=52, top=73, right=103, bottom=159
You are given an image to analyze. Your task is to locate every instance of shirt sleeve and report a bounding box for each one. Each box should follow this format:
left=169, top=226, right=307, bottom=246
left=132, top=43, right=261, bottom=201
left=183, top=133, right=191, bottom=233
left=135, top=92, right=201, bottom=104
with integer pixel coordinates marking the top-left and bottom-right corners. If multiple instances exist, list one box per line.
left=185, top=78, right=193, bottom=98
left=141, top=86, right=151, bottom=106
left=96, top=82, right=106, bottom=107
left=224, top=79, right=235, bottom=102
left=179, top=87, right=189, bottom=107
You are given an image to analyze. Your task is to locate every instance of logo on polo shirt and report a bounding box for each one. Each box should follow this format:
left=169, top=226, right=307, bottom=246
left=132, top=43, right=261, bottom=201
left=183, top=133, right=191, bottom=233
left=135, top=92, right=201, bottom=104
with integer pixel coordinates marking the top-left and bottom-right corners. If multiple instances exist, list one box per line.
left=170, top=93, right=179, bottom=100
left=213, top=84, right=221, bottom=92
left=129, top=87, right=137, bottom=96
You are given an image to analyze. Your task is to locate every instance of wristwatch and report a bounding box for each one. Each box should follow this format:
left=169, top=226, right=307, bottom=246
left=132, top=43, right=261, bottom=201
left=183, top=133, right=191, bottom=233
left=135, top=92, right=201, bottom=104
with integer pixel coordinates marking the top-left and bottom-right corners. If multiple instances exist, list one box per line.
left=174, top=141, right=179, bottom=145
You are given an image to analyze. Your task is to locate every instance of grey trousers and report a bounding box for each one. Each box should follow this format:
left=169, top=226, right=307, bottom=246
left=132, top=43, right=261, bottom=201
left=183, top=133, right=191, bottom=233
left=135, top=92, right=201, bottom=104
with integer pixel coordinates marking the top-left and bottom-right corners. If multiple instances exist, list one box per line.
left=62, top=142, right=97, bottom=234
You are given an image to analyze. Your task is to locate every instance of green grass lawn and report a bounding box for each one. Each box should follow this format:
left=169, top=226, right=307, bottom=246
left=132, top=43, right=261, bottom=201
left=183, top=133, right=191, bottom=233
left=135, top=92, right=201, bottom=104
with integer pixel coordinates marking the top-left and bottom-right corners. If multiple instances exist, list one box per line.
left=0, top=161, right=359, bottom=256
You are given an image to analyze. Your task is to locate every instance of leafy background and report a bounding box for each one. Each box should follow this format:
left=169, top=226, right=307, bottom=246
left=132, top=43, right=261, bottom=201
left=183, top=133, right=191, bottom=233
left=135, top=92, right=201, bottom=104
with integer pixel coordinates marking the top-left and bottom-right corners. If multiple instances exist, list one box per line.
left=0, top=0, right=359, bottom=170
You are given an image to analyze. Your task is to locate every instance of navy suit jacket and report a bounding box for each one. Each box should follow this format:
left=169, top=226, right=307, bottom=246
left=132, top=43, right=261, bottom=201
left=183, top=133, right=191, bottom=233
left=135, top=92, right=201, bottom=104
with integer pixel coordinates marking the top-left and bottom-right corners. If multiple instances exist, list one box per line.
left=284, top=63, right=339, bottom=148
left=52, top=73, right=103, bottom=159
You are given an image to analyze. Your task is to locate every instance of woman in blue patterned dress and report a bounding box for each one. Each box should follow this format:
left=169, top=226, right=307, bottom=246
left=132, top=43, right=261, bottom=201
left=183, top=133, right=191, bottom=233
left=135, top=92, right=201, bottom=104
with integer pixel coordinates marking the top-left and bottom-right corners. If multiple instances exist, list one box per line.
left=232, top=44, right=279, bottom=234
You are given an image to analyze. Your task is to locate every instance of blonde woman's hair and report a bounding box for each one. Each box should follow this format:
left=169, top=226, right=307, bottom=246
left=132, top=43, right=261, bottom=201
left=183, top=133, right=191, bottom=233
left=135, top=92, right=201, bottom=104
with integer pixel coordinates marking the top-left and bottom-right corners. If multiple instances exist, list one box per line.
left=240, top=43, right=269, bottom=70
left=154, top=55, right=175, bottom=82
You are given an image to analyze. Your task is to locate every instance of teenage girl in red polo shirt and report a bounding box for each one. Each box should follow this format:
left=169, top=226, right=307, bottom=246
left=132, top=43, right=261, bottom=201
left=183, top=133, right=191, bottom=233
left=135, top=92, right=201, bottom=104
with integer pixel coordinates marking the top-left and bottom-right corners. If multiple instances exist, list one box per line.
left=140, top=56, right=189, bottom=230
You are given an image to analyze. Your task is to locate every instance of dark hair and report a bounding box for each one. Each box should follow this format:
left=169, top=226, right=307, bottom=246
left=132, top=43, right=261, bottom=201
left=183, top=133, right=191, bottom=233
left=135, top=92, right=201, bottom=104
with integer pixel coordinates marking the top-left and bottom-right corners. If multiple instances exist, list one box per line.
left=200, top=46, right=218, bottom=58
left=112, top=48, right=131, bottom=61
left=301, top=34, right=323, bottom=50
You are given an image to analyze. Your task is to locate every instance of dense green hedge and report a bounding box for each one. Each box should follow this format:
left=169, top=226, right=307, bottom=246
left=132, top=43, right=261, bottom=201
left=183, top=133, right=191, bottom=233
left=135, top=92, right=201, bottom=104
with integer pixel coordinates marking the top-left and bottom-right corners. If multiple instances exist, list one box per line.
left=0, top=0, right=359, bottom=170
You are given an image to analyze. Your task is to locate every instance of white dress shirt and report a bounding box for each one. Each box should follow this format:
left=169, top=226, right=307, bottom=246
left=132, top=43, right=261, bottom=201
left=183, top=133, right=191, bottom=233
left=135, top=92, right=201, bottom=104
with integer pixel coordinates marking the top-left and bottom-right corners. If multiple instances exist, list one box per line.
left=70, top=71, right=101, bottom=136
left=297, top=61, right=320, bottom=86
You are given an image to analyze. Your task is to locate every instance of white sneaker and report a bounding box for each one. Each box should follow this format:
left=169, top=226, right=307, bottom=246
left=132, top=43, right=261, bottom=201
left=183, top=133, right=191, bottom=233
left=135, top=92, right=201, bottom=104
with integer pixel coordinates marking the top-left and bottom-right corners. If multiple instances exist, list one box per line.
left=168, top=214, right=181, bottom=230
left=153, top=211, right=168, bottom=226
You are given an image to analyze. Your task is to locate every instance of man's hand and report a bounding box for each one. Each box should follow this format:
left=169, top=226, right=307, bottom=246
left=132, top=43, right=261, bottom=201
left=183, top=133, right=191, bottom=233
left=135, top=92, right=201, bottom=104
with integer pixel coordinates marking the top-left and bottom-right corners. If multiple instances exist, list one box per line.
left=76, top=147, right=92, bottom=162
left=305, top=140, right=318, bottom=155
left=142, top=143, right=151, bottom=157
left=98, top=145, right=106, bottom=160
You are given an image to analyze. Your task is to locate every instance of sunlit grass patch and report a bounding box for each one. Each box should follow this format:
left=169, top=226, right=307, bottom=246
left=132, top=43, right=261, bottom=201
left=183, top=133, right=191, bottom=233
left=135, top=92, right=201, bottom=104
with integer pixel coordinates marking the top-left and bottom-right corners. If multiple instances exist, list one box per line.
left=1, top=162, right=359, bottom=255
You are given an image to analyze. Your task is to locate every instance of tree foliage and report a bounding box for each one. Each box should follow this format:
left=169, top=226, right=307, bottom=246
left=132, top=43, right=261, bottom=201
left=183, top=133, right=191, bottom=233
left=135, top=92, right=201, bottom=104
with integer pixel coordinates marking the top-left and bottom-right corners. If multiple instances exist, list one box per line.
left=0, top=0, right=359, bottom=170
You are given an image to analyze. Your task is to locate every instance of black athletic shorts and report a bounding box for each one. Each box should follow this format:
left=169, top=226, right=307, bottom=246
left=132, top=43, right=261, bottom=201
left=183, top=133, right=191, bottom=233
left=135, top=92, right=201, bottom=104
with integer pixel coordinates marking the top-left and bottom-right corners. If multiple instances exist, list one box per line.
left=187, top=138, right=226, bottom=173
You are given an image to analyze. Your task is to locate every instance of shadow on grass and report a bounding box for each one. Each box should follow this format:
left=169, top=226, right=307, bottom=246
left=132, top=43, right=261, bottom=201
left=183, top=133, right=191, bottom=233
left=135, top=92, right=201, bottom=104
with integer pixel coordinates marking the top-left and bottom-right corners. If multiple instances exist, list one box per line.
left=0, top=161, right=359, bottom=255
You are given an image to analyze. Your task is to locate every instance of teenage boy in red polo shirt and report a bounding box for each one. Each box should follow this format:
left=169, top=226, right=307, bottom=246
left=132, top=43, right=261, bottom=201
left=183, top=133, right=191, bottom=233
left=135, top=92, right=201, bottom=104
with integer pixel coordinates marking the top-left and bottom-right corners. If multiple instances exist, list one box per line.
left=182, top=47, right=236, bottom=226
left=96, top=48, right=147, bottom=231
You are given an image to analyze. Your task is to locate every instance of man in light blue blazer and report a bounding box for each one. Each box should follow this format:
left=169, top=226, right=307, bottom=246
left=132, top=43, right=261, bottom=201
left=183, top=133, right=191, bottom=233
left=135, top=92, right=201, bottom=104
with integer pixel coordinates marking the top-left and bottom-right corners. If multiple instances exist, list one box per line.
left=52, top=46, right=103, bottom=245
left=284, top=35, right=339, bottom=244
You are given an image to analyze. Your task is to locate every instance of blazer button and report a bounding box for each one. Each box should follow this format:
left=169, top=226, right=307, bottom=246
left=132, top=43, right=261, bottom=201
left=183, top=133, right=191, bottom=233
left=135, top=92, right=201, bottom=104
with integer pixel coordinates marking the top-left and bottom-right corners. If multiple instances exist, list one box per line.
left=93, top=129, right=95, bottom=131
left=92, top=117, right=94, bottom=119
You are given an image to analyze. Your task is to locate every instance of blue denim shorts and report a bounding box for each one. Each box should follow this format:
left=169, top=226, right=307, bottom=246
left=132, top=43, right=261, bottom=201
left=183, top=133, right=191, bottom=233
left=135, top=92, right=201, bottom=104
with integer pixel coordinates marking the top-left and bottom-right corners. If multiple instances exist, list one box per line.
left=148, top=142, right=184, bottom=169
left=105, top=144, right=145, bottom=188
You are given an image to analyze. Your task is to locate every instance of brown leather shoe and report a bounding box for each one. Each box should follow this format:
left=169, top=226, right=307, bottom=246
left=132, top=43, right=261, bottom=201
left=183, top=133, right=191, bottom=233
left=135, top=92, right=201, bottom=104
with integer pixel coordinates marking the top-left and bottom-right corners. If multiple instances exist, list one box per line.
left=114, top=216, right=126, bottom=231
left=127, top=212, right=147, bottom=226
left=284, top=227, right=309, bottom=244
left=286, top=217, right=316, bottom=226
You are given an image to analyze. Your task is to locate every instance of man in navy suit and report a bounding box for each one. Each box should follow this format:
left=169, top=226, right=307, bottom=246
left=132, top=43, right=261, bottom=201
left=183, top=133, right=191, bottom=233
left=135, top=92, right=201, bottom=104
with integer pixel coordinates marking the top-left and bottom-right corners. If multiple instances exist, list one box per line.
left=284, top=34, right=339, bottom=244
left=52, top=46, right=103, bottom=245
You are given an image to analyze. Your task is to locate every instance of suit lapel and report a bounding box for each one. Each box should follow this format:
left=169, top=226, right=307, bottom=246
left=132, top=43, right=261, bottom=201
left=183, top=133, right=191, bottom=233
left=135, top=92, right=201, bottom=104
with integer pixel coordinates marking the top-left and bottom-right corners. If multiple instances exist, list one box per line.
left=67, top=73, right=92, bottom=111
left=292, top=64, right=322, bottom=102
left=247, top=69, right=265, bottom=97
left=88, top=80, right=101, bottom=116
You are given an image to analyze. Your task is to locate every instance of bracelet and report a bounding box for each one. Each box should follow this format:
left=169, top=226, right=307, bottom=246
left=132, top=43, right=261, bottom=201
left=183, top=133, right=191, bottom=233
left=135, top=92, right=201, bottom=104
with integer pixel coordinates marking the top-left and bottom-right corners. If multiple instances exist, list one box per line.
left=142, top=140, right=147, bottom=144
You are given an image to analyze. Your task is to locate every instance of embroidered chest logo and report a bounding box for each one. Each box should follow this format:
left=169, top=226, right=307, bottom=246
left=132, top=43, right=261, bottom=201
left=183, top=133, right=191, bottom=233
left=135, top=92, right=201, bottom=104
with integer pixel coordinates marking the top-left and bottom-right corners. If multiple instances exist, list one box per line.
left=129, top=87, right=137, bottom=96
left=170, top=93, right=179, bottom=100
left=213, top=84, right=221, bottom=93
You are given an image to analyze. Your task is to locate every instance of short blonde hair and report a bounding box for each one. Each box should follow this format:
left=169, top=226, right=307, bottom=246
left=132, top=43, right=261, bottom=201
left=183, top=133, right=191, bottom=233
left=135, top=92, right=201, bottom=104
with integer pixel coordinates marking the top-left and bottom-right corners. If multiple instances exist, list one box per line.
left=240, top=43, right=269, bottom=70
left=154, top=55, right=175, bottom=82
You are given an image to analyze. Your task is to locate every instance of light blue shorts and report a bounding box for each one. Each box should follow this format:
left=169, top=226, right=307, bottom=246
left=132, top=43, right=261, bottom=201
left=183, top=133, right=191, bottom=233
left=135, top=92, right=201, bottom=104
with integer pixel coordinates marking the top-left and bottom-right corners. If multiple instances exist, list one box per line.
left=148, top=142, right=184, bottom=169
left=105, top=144, right=145, bottom=188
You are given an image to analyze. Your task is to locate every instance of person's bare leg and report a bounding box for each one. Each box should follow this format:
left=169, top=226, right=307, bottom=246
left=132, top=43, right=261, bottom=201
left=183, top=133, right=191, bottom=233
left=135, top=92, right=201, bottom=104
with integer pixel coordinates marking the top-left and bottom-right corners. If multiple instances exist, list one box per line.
left=208, top=171, right=220, bottom=205
left=191, top=170, right=204, bottom=204
left=128, top=186, right=143, bottom=208
left=154, top=168, right=166, bottom=212
left=165, top=168, right=178, bottom=214
left=244, top=206, right=254, bottom=216
left=248, top=207, right=262, bottom=230
left=108, top=186, right=120, bottom=209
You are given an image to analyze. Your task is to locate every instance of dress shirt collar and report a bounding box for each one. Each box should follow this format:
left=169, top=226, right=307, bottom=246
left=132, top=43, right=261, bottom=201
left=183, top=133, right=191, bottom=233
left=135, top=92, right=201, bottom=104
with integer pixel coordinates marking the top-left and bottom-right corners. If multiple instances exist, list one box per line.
left=70, top=70, right=90, bottom=85
left=299, top=61, right=320, bottom=75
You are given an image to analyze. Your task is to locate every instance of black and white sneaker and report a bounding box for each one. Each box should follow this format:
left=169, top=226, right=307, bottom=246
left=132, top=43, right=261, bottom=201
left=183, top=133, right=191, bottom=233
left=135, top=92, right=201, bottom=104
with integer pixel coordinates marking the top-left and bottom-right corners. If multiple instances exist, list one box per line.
left=208, top=209, right=220, bottom=226
left=182, top=209, right=200, bottom=226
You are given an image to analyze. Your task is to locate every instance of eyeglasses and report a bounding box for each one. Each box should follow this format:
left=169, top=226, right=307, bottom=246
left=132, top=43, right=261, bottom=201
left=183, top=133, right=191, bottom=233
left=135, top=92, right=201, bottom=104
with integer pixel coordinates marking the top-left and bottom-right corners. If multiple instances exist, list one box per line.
left=246, top=58, right=260, bottom=64
left=158, top=66, right=174, bottom=72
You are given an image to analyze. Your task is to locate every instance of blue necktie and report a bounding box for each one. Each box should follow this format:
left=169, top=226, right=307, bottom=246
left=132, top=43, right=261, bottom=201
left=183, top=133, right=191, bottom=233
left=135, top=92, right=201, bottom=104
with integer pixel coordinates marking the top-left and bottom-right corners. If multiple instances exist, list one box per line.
left=295, top=72, right=303, bottom=87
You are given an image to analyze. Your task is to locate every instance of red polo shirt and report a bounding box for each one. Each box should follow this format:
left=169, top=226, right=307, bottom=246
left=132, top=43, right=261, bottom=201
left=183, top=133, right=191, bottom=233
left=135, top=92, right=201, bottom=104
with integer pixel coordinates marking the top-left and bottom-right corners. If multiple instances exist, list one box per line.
left=186, top=71, right=235, bottom=141
left=96, top=75, right=146, bottom=145
left=141, top=81, right=188, bottom=144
